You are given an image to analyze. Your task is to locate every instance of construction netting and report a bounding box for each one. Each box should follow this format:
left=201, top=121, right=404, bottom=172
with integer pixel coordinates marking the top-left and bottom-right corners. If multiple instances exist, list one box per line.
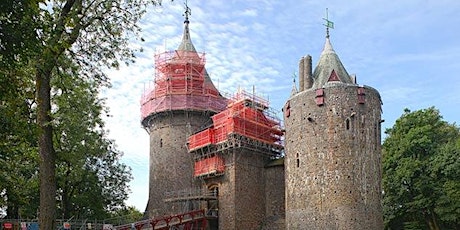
left=187, top=89, right=283, bottom=151
left=141, top=50, right=227, bottom=122
left=193, top=155, right=225, bottom=177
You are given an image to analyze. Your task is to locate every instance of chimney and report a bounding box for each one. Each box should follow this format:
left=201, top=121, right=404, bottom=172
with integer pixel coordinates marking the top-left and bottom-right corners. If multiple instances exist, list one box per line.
left=299, top=57, right=305, bottom=91
left=304, top=55, right=313, bottom=90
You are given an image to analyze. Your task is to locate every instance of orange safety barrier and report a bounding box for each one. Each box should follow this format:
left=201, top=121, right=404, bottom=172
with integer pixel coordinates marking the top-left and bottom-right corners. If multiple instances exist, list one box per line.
left=188, top=129, right=215, bottom=151
left=188, top=90, right=283, bottom=149
left=194, top=156, right=225, bottom=177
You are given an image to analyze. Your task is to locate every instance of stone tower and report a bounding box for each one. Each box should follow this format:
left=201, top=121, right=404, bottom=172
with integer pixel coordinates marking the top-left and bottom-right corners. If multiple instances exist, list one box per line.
left=284, top=34, right=384, bottom=229
left=140, top=8, right=226, bottom=217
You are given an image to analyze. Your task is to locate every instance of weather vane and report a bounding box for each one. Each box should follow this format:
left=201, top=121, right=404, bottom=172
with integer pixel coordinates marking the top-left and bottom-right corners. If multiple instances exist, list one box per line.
left=322, top=8, right=334, bottom=38
left=183, top=0, right=191, bottom=23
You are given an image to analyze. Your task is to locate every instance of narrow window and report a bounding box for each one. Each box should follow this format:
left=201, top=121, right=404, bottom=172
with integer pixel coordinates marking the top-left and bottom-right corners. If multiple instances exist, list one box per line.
left=160, top=138, right=163, bottom=148
left=346, top=118, right=350, bottom=130
left=296, top=153, right=300, bottom=168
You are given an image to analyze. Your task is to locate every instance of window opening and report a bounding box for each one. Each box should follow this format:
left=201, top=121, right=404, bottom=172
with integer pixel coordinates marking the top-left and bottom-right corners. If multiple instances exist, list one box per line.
left=296, top=153, right=300, bottom=168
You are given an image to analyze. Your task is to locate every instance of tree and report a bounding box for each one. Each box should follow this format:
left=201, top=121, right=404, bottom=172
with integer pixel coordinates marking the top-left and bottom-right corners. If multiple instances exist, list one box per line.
left=383, top=107, right=460, bottom=230
left=108, top=206, right=144, bottom=224
left=0, top=5, right=39, bottom=216
left=1, top=54, right=133, bottom=220
left=51, top=58, right=132, bottom=220
left=0, top=0, right=40, bottom=69
left=3, top=0, right=167, bottom=226
left=28, top=0, right=163, bottom=228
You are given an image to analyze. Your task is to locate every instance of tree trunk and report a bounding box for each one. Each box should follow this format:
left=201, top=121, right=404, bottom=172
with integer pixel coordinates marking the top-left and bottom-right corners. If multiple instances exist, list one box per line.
left=5, top=189, right=19, bottom=219
left=36, top=68, right=57, bottom=230
left=425, top=210, right=440, bottom=230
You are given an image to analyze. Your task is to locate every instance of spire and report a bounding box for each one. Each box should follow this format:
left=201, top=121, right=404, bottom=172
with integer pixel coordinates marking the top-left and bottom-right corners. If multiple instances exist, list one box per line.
left=290, top=72, right=298, bottom=96
left=177, top=0, right=196, bottom=51
left=322, top=8, right=334, bottom=39
left=312, top=13, right=354, bottom=88
left=175, top=1, right=221, bottom=96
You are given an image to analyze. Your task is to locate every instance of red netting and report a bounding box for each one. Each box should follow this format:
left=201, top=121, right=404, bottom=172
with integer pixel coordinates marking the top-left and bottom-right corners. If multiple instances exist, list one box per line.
left=188, top=129, right=215, bottom=151
left=193, top=156, right=225, bottom=177
left=141, top=50, right=227, bottom=122
left=187, top=90, right=283, bottom=150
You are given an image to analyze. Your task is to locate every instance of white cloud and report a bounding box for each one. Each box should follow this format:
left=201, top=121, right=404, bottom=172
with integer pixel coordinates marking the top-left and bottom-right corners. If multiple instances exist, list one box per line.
left=238, top=8, right=258, bottom=17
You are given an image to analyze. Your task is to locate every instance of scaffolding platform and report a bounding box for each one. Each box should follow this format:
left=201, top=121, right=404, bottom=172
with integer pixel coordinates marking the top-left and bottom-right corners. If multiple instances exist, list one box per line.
left=188, top=89, right=283, bottom=151
left=164, top=188, right=218, bottom=203
left=141, top=50, right=227, bottom=124
left=188, top=90, right=284, bottom=177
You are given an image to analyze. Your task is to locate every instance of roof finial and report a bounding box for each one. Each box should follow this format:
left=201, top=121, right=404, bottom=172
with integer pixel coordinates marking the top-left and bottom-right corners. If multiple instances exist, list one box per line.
left=183, top=0, right=191, bottom=24
left=322, top=8, right=334, bottom=38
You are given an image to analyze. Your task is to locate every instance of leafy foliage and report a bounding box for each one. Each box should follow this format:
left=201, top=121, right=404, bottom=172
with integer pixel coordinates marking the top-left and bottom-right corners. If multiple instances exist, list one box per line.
left=51, top=58, right=132, bottom=220
left=1, top=0, right=165, bottom=222
left=0, top=14, right=39, bottom=217
left=24, top=0, right=163, bottom=228
left=383, top=107, right=460, bottom=230
left=0, top=54, right=134, bottom=220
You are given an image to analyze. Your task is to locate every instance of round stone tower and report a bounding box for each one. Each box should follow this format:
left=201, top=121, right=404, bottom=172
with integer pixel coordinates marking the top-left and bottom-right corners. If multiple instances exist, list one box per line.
left=140, top=9, right=226, bottom=217
left=284, top=35, right=383, bottom=229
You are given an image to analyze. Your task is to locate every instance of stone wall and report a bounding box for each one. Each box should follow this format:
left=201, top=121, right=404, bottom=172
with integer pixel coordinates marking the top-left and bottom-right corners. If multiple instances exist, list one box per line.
left=284, top=83, right=383, bottom=229
left=262, top=160, right=285, bottom=230
left=233, top=150, right=267, bottom=229
left=144, top=110, right=212, bottom=217
left=205, top=148, right=272, bottom=230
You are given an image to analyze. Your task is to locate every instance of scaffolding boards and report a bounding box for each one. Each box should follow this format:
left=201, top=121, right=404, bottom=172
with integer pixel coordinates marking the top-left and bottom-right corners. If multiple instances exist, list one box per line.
left=140, top=50, right=227, bottom=123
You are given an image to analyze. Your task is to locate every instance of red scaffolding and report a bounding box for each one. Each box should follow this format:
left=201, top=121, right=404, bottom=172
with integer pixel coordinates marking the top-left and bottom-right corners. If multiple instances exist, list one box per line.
left=188, top=89, right=283, bottom=151
left=193, top=155, right=225, bottom=177
left=189, top=89, right=283, bottom=177
left=141, top=50, right=227, bottom=122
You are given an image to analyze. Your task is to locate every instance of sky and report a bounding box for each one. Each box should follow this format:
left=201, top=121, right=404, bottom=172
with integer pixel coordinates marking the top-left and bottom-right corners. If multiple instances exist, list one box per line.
left=102, top=0, right=460, bottom=211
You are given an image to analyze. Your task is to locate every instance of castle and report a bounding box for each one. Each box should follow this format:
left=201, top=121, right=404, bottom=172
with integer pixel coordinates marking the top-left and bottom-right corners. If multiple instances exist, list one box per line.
left=138, top=6, right=383, bottom=230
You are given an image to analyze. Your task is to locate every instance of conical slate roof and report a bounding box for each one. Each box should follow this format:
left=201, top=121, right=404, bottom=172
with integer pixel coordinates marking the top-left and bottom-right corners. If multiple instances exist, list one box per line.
left=312, top=37, right=354, bottom=88
left=177, top=18, right=197, bottom=52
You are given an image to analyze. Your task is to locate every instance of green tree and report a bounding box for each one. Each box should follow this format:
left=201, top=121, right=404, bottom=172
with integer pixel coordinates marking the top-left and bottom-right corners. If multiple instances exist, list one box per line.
left=106, top=206, right=144, bottom=225
left=1, top=55, right=133, bottom=220
left=51, top=58, right=132, bottom=220
left=0, top=0, right=40, bottom=69
left=383, top=107, right=460, bottom=230
left=2, top=0, right=168, bottom=224
left=0, top=28, right=39, bottom=218
left=24, top=0, right=163, bottom=228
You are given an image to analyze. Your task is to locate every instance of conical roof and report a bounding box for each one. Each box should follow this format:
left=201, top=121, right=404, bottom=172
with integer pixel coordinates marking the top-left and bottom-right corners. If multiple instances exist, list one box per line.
left=176, top=15, right=220, bottom=94
left=312, top=37, right=353, bottom=88
left=177, top=18, right=197, bottom=52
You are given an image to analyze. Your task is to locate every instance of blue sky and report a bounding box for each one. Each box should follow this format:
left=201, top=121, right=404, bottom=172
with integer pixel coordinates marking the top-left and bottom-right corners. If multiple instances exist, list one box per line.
left=103, top=0, right=460, bottom=211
